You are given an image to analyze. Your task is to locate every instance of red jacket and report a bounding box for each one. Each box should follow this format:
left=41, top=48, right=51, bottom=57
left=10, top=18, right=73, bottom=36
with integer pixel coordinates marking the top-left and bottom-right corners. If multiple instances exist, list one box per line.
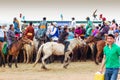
left=25, top=26, right=34, bottom=40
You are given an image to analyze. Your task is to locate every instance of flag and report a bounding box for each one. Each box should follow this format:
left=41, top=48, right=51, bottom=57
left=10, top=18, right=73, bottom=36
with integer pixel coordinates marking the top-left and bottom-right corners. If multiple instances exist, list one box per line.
left=60, top=14, right=63, bottom=20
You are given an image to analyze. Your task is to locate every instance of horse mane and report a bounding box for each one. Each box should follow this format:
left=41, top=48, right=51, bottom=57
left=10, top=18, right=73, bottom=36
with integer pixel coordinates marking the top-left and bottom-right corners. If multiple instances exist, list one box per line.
left=9, top=37, right=22, bottom=50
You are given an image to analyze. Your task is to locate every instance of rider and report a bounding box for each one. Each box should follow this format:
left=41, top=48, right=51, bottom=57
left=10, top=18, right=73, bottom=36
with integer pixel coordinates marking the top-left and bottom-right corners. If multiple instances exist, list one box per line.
left=13, top=17, right=20, bottom=39
left=35, top=17, right=48, bottom=40
left=58, top=27, right=70, bottom=53
left=85, top=17, right=93, bottom=37
left=7, top=24, right=16, bottom=49
left=24, top=22, right=34, bottom=41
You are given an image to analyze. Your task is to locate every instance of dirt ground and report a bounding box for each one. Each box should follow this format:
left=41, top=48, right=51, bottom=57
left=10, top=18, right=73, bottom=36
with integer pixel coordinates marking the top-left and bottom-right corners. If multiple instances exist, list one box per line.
left=0, top=61, right=119, bottom=80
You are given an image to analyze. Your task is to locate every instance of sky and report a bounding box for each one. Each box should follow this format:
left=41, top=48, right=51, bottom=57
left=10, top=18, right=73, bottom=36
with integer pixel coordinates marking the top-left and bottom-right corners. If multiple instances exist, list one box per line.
left=0, top=0, right=120, bottom=24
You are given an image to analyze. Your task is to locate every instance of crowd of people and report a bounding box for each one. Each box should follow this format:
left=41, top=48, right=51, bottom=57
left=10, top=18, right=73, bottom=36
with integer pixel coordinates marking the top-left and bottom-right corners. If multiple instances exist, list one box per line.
left=0, top=16, right=120, bottom=80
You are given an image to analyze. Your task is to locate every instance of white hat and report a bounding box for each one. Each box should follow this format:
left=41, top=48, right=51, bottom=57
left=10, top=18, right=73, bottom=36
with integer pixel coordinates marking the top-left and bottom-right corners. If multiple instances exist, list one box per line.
left=53, top=22, right=57, bottom=26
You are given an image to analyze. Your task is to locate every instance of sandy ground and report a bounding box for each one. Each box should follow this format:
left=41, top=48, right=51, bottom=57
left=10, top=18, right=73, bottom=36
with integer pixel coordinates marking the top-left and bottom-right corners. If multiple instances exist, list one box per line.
left=0, top=61, right=119, bottom=80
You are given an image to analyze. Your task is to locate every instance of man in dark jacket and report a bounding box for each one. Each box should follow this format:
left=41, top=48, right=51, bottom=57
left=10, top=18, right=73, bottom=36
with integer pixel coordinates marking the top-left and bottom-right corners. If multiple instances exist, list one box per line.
left=58, top=27, right=70, bottom=53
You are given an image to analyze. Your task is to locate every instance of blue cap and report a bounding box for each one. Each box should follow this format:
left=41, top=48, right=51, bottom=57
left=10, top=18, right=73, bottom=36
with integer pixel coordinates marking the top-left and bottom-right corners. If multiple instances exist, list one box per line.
left=114, top=30, right=119, bottom=34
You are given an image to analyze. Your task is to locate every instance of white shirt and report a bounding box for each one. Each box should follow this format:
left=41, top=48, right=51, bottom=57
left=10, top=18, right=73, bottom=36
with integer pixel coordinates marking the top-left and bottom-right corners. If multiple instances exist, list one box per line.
left=46, top=25, right=54, bottom=35
left=0, top=29, right=4, bottom=37
left=115, top=35, right=120, bottom=47
left=70, top=20, right=76, bottom=28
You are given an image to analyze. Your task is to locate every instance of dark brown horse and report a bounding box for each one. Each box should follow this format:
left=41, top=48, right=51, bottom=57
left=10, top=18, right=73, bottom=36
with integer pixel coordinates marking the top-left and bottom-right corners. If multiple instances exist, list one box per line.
left=1, top=36, right=31, bottom=68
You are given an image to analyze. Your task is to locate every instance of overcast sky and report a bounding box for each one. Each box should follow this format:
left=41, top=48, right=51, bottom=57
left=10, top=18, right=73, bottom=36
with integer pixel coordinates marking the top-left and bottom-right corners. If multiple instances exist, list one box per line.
left=0, top=0, right=120, bottom=23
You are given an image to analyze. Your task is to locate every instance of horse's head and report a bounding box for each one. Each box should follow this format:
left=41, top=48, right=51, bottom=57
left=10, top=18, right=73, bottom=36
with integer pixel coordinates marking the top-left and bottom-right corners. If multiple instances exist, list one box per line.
left=85, top=36, right=95, bottom=43
left=18, top=36, right=31, bottom=45
left=74, top=38, right=86, bottom=47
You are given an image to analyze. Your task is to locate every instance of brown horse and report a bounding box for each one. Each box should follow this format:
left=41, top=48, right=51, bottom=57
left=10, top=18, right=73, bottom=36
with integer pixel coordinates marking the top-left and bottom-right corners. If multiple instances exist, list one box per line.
left=86, top=36, right=106, bottom=65
left=1, top=37, right=31, bottom=68
left=0, top=42, right=6, bottom=67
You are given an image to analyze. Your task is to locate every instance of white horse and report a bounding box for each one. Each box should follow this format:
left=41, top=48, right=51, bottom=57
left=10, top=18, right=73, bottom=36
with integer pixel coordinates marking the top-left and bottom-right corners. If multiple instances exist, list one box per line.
left=33, top=38, right=86, bottom=69
left=23, top=40, right=35, bottom=63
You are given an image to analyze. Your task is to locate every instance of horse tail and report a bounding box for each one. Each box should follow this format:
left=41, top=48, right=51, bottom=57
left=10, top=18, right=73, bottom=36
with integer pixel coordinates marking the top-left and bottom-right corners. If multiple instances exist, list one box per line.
left=33, top=44, right=44, bottom=67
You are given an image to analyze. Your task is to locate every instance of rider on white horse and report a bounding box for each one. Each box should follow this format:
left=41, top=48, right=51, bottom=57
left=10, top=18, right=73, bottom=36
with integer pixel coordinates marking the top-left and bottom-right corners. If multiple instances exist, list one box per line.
left=58, top=27, right=70, bottom=53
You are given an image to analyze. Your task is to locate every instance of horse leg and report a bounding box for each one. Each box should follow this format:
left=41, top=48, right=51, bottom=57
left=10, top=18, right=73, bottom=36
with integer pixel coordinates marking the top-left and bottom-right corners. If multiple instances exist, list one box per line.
left=26, top=51, right=30, bottom=64
left=83, top=46, right=89, bottom=62
left=89, top=44, right=95, bottom=61
left=15, top=56, right=18, bottom=68
left=7, top=55, right=12, bottom=68
left=23, top=49, right=26, bottom=63
left=1, top=53, right=5, bottom=67
left=41, top=54, right=51, bottom=70
left=63, top=52, right=70, bottom=69
left=95, top=49, right=102, bottom=65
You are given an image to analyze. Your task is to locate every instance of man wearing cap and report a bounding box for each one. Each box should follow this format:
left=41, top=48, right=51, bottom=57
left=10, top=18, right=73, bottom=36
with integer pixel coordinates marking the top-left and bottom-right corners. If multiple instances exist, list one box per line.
left=49, top=22, right=59, bottom=41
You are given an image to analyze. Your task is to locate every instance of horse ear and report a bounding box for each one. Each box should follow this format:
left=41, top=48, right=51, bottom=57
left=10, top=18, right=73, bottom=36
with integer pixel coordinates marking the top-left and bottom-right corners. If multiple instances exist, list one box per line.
left=18, top=37, right=22, bottom=40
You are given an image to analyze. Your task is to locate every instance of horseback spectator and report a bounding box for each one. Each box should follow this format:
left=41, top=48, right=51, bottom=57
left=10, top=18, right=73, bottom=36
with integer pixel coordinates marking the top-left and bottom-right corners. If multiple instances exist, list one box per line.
left=49, top=22, right=59, bottom=41
left=92, top=26, right=100, bottom=37
left=110, top=19, right=117, bottom=31
left=85, top=17, right=93, bottom=37
left=7, top=24, right=16, bottom=48
left=58, top=27, right=70, bottom=53
left=21, top=21, right=28, bottom=33
left=70, top=17, right=76, bottom=29
left=35, top=17, right=48, bottom=40
left=74, top=26, right=82, bottom=38
left=100, top=21, right=110, bottom=39
left=67, top=27, right=74, bottom=40
left=46, top=22, right=54, bottom=38
left=0, top=26, right=4, bottom=42
left=24, top=22, right=34, bottom=40
left=13, top=17, right=20, bottom=38
left=108, top=27, right=114, bottom=35
left=99, top=18, right=106, bottom=31
left=38, top=17, right=48, bottom=34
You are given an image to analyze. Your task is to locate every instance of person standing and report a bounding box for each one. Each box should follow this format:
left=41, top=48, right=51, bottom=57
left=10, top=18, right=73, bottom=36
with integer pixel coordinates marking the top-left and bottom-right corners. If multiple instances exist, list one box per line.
left=99, top=34, right=120, bottom=80
left=24, top=22, right=34, bottom=40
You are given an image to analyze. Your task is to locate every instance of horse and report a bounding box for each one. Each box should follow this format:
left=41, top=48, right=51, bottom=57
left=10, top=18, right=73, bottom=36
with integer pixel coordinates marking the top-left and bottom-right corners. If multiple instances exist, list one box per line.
left=33, top=38, right=86, bottom=69
left=3, top=36, right=31, bottom=68
left=0, top=42, right=6, bottom=67
left=35, top=29, right=50, bottom=50
left=85, top=36, right=106, bottom=65
left=23, top=40, right=36, bottom=63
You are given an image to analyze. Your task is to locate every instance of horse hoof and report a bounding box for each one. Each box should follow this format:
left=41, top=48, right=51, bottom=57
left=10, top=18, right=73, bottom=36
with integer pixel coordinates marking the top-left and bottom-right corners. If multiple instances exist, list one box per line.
left=41, top=66, right=47, bottom=70
left=63, top=66, right=67, bottom=69
left=15, top=66, right=18, bottom=68
left=95, top=62, right=99, bottom=65
left=8, top=65, right=12, bottom=68
left=63, top=64, right=68, bottom=69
